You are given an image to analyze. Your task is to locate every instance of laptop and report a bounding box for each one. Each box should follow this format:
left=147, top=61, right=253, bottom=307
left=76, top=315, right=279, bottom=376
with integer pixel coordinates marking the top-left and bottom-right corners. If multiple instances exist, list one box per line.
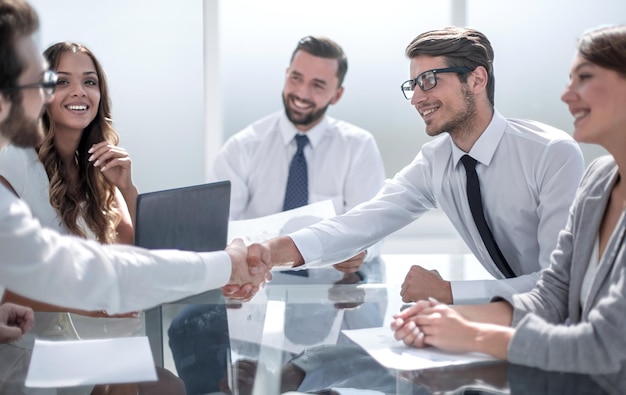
left=134, top=180, right=231, bottom=252
left=136, top=180, right=231, bottom=366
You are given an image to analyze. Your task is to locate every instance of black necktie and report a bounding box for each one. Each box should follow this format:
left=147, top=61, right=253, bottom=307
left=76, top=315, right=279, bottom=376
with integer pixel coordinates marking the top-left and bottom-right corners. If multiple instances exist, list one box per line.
left=460, top=155, right=515, bottom=278
left=283, top=134, right=309, bottom=211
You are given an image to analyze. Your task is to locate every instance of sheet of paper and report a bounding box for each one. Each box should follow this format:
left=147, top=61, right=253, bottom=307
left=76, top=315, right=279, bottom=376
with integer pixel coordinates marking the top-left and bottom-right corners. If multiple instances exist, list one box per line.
left=26, top=337, right=157, bottom=388
left=342, top=327, right=496, bottom=371
left=228, top=199, right=336, bottom=245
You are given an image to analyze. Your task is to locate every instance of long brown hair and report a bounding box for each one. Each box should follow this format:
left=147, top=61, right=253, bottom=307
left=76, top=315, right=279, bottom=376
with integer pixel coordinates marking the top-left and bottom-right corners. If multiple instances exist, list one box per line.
left=38, top=42, right=120, bottom=243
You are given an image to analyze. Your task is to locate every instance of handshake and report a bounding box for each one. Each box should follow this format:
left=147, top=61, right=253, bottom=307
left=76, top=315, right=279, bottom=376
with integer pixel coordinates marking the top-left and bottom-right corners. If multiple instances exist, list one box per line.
left=219, top=238, right=275, bottom=301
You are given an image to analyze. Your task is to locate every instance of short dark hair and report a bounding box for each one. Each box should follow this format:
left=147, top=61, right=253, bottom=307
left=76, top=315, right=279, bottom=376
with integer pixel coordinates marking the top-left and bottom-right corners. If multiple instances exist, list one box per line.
left=0, top=0, right=39, bottom=102
left=405, top=27, right=495, bottom=107
left=290, top=35, right=348, bottom=87
left=578, top=25, right=626, bottom=78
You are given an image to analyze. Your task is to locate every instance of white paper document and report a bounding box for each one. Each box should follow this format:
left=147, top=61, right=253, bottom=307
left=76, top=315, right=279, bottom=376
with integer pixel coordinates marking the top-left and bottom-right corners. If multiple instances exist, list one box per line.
left=26, top=337, right=157, bottom=388
left=342, top=327, right=497, bottom=371
left=228, top=199, right=336, bottom=245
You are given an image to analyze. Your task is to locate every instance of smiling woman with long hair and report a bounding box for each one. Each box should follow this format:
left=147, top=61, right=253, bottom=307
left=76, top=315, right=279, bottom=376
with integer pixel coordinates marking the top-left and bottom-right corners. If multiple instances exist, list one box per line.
left=38, top=41, right=135, bottom=244
left=0, top=42, right=184, bottom=394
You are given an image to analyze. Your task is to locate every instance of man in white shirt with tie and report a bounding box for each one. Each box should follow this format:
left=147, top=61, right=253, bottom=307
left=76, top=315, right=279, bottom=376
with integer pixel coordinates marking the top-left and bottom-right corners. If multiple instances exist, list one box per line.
left=211, top=35, right=386, bottom=272
left=261, top=27, right=585, bottom=305
left=168, top=36, right=386, bottom=394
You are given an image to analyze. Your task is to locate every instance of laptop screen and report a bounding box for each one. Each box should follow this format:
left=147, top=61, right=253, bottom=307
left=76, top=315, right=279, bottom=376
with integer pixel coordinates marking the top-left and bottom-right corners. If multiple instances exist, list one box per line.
left=134, top=180, right=231, bottom=252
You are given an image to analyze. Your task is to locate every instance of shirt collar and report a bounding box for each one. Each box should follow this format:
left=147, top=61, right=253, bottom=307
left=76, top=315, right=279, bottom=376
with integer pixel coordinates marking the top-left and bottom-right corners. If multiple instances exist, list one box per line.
left=451, top=110, right=507, bottom=169
left=279, top=111, right=329, bottom=149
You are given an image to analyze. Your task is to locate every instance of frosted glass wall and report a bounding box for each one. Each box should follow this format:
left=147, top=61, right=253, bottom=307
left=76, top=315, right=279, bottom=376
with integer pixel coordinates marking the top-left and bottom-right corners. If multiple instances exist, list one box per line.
left=220, top=0, right=624, bottom=177
left=28, top=0, right=626, bottom=192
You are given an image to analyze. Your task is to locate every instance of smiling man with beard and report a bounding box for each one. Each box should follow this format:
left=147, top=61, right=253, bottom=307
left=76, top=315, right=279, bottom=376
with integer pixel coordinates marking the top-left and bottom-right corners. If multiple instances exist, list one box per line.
left=170, top=36, right=386, bottom=394
left=211, top=35, right=386, bottom=272
left=260, top=27, right=586, bottom=306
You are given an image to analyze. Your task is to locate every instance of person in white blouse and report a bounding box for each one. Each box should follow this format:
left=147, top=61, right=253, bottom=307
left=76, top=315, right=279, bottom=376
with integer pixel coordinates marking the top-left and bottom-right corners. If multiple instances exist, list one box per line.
left=0, top=0, right=268, bottom=316
left=261, top=27, right=585, bottom=305
left=211, top=35, right=386, bottom=272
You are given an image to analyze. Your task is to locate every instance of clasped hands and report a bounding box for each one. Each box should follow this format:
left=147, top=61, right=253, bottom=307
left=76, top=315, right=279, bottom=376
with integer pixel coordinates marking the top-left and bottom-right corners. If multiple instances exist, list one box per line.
left=221, top=239, right=273, bottom=301
left=390, top=298, right=478, bottom=354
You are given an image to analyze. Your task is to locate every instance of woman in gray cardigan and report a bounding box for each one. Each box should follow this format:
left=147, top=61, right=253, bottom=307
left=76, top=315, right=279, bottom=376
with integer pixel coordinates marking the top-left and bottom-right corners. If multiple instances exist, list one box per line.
left=392, top=24, right=626, bottom=381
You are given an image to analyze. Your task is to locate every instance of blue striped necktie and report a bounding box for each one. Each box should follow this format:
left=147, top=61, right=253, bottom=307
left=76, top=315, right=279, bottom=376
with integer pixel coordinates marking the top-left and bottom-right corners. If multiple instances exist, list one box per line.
left=282, top=134, right=310, bottom=277
left=283, top=134, right=309, bottom=211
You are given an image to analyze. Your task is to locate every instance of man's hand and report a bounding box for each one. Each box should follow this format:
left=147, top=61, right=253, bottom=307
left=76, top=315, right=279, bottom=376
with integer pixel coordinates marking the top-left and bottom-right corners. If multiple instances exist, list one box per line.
left=333, top=251, right=366, bottom=273
left=0, top=303, right=34, bottom=343
left=221, top=239, right=271, bottom=301
left=263, top=236, right=304, bottom=269
left=400, top=265, right=452, bottom=304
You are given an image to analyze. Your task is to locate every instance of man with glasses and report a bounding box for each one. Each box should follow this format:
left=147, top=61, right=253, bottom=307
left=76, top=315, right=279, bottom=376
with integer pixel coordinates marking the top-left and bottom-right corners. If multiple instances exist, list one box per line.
left=0, top=0, right=268, bottom=315
left=259, top=27, right=585, bottom=305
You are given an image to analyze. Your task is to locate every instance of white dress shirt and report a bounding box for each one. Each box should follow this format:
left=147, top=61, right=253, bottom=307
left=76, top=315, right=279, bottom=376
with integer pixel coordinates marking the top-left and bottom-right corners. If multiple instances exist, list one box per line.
left=211, top=111, right=386, bottom=220
left=291, top=111, right=585, bottom=303
left=0, top=145, right=146, bottom=345
left=0, top=184, right=232, bottom=314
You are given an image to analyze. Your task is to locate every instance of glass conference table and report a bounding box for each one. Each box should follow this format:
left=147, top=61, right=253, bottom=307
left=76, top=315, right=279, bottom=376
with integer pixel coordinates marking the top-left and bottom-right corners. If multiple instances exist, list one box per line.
left=146, top=254, right=620, bottom=395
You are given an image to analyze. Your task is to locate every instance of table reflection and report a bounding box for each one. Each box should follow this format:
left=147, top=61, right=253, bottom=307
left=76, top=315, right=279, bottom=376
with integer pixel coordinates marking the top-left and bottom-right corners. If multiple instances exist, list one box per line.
left=154, top=255, right=621, bottom=395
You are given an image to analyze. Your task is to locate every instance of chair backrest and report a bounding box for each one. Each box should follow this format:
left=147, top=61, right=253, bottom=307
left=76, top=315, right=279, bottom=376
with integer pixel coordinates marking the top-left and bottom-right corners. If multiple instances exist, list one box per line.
left=134, top=181, right=231, bottom=252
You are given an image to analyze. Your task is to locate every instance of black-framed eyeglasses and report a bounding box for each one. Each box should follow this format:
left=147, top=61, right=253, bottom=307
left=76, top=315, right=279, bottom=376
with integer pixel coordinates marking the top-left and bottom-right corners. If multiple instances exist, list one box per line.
left=2, top=70, right=58, bottom=97
left=400, top=66, right=473, bottom=100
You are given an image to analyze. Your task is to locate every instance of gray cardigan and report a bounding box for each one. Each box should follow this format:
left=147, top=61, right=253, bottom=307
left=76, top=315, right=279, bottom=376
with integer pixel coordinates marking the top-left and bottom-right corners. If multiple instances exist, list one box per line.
left=499, top=156, right=626, bottom=381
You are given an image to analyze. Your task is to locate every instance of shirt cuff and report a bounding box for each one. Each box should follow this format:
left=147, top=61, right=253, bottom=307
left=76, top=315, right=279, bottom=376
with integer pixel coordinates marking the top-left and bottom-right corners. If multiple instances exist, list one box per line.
left=289, top=228, right=324, bottom=268
left=198, top=250, right=232, bottom=288
left=450, top=280, right=491, bottom=304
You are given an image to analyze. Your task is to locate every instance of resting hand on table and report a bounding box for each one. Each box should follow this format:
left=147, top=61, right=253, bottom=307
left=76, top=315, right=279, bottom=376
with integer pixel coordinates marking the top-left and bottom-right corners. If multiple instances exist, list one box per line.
left=222, top=239, right=272, bottom=301
left=390, top=299, right=437, bottom=348
left=333, top=251, right=366, bottom=273
left=391, top=301, right=513, bottom=358
left=400, top=265, right=452, bottom=304
left=392, top=300, right=477, bottom=352
left=0, top=303, right=34, bottom=343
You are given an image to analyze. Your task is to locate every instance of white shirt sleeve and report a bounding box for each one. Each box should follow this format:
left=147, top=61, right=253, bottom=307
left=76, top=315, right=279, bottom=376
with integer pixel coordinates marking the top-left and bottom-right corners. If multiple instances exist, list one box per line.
left=450, top=271, right=542, bottom=304
left=291, top=165, right=432, bottom=269
left=0, top=187, right=232, bottom=314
